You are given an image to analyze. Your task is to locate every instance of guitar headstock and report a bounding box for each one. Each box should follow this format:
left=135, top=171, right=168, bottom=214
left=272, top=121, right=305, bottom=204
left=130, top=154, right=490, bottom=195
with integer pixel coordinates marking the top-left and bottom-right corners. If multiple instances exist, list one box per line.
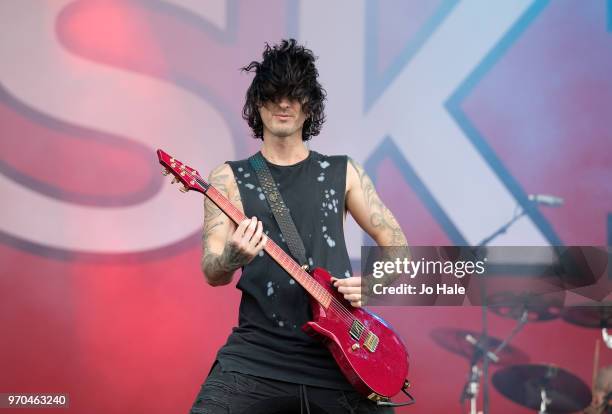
left=157, top=149, right=209, bottom=194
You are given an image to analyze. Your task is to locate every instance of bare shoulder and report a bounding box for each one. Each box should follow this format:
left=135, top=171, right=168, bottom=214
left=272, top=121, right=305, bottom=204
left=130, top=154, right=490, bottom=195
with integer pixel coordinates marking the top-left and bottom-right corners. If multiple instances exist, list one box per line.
left=347, top=157, right=362, bottom=174
left=208, top=162, right=239, bottom=198
left=208, top=163, right=234, bottom=192
left=209, top=163, right=231, bottom=175
left=345, top=156, right=366, bottom=195
left=207, top=162, right=243, bottom=212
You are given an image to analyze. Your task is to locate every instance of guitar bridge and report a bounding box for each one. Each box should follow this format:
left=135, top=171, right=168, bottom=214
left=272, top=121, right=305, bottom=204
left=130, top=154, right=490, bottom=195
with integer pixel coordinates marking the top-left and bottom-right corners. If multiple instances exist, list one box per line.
left=367, top=392, right=388, bottom=402
left=349, top=320, right=365, bottom=341
left=364, top=331, right=379, bottom=352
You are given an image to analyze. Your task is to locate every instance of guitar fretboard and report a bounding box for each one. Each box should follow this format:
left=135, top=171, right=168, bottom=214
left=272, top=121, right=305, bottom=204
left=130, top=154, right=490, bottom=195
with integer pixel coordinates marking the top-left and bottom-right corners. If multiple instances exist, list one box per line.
left=205, top=185, right=332, bottom=308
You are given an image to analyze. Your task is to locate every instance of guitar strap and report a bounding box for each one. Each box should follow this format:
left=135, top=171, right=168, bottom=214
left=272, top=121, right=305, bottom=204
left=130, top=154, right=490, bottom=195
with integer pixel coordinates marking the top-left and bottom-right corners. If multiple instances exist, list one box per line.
left=248, top=152, right=309, bottom=269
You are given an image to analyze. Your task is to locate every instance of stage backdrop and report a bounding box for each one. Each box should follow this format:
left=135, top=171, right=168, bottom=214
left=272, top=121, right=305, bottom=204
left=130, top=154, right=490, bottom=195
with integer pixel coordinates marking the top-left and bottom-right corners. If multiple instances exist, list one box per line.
left=1, top=1, right=611, bottom=413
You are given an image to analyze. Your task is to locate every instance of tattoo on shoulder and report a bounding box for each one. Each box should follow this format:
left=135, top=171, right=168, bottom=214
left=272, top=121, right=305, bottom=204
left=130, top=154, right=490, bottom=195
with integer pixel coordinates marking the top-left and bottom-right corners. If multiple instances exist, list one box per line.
left=204, top=165, right=227, bottom=220
left=209, top=164, right=230, bottom=195
left=203, top=165, right=230, bottom=246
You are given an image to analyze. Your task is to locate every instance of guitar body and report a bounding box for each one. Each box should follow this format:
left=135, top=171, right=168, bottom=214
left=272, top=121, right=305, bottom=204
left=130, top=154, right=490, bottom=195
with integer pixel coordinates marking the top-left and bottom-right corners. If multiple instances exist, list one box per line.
left=302, top=267, right=409, bottom=399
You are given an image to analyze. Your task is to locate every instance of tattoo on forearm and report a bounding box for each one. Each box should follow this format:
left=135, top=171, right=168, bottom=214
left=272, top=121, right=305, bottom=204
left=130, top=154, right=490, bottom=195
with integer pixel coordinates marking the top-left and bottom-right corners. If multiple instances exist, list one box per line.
left=202, top=241, right=250, bottom=277
left=349, top=158, right=407, bottom=246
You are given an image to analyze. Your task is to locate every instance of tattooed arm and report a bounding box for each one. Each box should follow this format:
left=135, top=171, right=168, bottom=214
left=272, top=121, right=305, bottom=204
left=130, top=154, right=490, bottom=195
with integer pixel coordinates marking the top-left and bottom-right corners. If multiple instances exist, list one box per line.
left=201, top=163, right=267, bottom=286
left=333, top=158, right=409, bottom=307
left=345, top=158, right=408, bottom=247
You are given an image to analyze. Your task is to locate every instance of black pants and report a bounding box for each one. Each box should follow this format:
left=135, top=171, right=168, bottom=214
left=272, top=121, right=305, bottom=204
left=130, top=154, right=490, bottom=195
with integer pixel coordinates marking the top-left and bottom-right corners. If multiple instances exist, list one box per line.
left=189, top=361, right=395, bottom=414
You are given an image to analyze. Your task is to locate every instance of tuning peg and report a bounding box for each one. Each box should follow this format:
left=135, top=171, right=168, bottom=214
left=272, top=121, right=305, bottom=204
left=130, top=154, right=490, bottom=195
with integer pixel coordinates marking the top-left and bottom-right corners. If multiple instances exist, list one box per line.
left=161, top=168, right=170, bottom=176
left=179, top=185, right=189, bottom=193
left=171, top=176, right=179, bottom=184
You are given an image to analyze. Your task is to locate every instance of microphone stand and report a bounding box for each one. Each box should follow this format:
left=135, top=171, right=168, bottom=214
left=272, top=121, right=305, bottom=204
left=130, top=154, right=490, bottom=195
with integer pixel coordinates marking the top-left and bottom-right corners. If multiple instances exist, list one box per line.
left=475, top=205, right=527, bottom=414
left=476, top=207, right=526, bottom=248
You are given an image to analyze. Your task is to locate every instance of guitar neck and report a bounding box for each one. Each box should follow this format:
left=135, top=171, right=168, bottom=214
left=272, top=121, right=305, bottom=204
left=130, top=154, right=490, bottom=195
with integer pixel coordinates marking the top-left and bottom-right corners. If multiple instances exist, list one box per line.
left=205, top=186, right=332, bottom=308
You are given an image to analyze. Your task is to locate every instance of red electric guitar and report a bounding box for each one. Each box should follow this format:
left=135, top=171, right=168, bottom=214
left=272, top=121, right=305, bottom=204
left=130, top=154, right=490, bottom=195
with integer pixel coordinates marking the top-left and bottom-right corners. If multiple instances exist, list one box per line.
left=157, top=149, right=413, bottom=407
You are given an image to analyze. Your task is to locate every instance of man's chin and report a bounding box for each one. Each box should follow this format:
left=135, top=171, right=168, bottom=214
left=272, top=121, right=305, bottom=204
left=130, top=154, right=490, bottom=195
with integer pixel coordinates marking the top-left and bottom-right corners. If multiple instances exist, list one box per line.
left=265, top=122, right=303, bottom=139
left=271, top=128, right=295, bottom=138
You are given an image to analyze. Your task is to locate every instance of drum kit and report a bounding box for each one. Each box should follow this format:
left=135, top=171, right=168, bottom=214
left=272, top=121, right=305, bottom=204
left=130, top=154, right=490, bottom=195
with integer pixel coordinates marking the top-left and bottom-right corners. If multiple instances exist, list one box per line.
left=430, top=196, right=612, bottom=413
left=432, top=298, right=612, bottom=413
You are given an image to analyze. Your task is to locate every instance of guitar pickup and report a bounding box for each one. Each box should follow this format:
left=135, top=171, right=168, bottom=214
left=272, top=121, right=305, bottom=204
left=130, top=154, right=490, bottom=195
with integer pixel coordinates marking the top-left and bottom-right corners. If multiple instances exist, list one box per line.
left=364, top=332, right=379, bottom=352
left=349, top=320, right=365, bottom=341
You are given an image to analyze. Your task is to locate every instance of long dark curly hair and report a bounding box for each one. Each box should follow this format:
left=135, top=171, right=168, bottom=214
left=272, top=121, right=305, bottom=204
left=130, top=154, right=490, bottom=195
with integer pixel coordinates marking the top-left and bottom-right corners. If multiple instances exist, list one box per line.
left=241, top=39, right=326, bottom=141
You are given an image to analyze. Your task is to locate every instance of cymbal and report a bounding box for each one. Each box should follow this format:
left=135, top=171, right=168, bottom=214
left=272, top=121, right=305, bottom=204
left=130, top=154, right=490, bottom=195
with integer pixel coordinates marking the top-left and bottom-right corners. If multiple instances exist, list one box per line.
left=492, top=364, right=592, bottom=413
left=430, top=328, right=530, bottom=366
left=487, top=291, right=564, bottom=322
left=562, top=304, right=612, bottom=328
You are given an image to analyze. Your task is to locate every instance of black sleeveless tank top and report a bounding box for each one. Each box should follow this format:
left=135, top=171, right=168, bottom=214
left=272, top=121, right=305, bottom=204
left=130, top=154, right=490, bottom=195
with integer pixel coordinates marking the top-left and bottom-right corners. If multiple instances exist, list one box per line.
left=216, top=150, right=354, bottom=390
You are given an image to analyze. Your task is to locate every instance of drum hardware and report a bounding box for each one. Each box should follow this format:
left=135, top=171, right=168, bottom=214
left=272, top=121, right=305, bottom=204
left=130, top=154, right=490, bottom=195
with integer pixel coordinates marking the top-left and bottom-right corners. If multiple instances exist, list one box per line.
left=492, top=364, right=591, bottom=413
left=431, top=326, right=530, bottom=414
left=562, top=304, right=612, bottom=349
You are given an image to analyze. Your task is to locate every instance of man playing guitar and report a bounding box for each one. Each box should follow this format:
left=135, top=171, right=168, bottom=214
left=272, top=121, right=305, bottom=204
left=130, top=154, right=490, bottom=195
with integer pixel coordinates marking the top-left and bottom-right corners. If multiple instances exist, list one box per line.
left=189, top=39, right=408, bottom=414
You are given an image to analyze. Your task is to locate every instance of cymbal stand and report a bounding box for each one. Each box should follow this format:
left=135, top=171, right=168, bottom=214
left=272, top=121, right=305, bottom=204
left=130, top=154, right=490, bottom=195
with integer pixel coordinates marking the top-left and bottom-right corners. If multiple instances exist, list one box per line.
left=492, top=309, right=529, bottom=355
left=602, top=328, right=612, bottom=349
left=460, top=363, right=481, bottom=414
left=538, top=365, right=557, bottom=414
left=459, top=310, right=528, bottom=414
left=460, top=341, right=491, bottom=414
left=538, top=388, right=551, bottom=414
